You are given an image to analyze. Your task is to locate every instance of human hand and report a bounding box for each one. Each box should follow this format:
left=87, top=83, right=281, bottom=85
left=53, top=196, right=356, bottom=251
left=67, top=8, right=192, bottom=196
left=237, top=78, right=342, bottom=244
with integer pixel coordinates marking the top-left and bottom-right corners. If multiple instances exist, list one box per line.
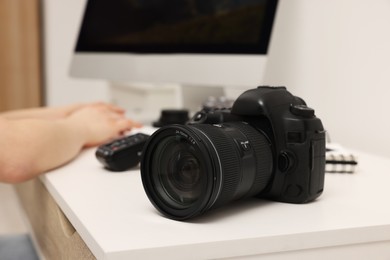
left=53, top=102, right=125, bottom=119
left=65, top=103, right=141, bottom=147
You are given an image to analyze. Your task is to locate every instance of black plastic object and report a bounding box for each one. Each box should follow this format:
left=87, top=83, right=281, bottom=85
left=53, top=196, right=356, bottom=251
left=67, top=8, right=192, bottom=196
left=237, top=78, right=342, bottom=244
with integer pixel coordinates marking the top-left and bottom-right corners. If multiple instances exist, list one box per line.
left=153, top=109, right=189, bottom=127
left=96, top=133, right=150, bottom=171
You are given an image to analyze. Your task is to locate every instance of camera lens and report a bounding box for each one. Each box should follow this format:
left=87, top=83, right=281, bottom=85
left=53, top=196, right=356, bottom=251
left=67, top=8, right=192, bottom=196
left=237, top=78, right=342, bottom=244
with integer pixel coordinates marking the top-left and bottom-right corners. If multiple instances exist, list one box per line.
left=141, top=122, right=273, bottom=220
left=153, top=136, right=206, bottom=208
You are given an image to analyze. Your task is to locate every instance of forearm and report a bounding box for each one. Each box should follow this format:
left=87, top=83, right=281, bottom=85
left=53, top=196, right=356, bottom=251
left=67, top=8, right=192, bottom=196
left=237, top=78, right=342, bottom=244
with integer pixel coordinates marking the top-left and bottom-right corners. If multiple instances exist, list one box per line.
left=1, top=107, right=54, bottom=119
left=0, top=104, right=83, bottom=120
left=0, top=118, right=87, bottom=183
left=0, top=103, right=137, bottom=183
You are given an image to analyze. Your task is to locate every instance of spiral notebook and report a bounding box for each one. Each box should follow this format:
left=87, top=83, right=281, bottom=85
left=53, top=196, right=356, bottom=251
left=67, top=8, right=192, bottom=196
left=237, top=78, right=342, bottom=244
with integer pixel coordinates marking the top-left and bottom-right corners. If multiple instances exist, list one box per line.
left=325, top=143, right=358, bottom=173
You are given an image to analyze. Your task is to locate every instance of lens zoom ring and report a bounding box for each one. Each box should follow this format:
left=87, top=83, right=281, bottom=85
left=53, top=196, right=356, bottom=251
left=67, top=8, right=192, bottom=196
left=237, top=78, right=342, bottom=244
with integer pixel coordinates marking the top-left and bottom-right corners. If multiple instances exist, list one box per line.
left=228, top=122, right=273, bottom=198
left=192, top=125, right=241, bottom=209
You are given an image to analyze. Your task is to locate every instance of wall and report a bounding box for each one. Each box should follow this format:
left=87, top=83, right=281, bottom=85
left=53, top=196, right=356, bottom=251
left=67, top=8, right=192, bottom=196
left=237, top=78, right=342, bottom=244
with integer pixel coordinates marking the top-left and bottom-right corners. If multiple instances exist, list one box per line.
left=43, top=0, right=109, bottom=106
left=264, top=0, right=390, bottom=158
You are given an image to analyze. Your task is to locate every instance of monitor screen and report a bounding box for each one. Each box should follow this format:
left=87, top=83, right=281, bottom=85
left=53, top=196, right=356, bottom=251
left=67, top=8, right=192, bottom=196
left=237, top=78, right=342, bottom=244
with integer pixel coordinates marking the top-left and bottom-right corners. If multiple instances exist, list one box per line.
left=76, top=0, right=276, bottom=55
left=70, top=0, right=279, bottom=88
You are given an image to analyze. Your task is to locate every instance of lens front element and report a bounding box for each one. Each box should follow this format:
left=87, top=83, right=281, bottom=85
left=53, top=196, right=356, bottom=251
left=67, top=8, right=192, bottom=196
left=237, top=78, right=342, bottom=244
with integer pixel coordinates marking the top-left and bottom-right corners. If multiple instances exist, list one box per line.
left=154, top=136, right=205, bottom=208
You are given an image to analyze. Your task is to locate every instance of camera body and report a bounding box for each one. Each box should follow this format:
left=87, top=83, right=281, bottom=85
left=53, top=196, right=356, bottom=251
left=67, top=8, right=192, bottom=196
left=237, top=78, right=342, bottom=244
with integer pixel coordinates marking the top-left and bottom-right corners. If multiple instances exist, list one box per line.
left=141, top=86, right=326, bottom=220
left=189, top=86, right=326, bottom=203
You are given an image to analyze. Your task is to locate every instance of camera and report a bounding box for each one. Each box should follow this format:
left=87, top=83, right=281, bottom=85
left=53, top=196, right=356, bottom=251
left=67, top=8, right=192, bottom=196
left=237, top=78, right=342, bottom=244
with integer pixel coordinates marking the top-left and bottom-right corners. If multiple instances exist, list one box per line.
left=141, top=86, right=326, bottom=220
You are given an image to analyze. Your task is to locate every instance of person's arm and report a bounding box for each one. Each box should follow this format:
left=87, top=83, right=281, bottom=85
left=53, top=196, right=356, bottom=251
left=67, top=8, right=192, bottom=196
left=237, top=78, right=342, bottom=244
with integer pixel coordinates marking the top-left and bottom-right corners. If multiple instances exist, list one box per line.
left=0, top=102, right=124, bottom=120
left=0, top=104, right=140, bottom=183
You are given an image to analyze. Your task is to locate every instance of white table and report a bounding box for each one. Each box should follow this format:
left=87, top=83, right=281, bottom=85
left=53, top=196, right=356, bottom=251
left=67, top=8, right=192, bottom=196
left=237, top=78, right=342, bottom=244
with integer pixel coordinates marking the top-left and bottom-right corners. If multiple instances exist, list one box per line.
left=36, top=127, right=390, bottom=259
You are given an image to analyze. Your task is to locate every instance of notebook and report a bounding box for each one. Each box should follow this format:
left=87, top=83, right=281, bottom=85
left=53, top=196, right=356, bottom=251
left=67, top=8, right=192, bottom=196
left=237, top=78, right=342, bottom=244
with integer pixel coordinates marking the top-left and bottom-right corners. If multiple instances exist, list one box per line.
left=325, top=143, right=358, bottom=173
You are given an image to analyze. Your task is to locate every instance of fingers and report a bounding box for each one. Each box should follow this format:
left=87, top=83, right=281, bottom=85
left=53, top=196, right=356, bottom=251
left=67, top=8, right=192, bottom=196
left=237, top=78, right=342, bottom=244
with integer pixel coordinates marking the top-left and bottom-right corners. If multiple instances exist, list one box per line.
left=101, top=104, right=142, bottom=129
left=128, top=119, right=142, bottom=128
left=89, top=102, right=125, bottom=114
left=67, top=103, right=143, bottom=148
left=104, top=119, right=140, bottom=142
left=66, top=102, right=126, bottom=117
left=107, top=104, right=126, bottom=114
left=115, top=118, right=142, bottom=133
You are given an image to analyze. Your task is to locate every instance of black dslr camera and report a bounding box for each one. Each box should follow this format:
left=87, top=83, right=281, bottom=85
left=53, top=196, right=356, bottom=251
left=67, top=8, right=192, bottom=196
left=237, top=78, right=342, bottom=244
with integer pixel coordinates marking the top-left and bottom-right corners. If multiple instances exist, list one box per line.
left=141, top=87, right=326, bottom=220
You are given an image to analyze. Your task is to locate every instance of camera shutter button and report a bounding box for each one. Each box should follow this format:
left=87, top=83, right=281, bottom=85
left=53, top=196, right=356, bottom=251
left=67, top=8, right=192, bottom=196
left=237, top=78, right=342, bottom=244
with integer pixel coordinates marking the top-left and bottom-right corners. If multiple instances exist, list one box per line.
left=290, top=104, right=315, bottom=118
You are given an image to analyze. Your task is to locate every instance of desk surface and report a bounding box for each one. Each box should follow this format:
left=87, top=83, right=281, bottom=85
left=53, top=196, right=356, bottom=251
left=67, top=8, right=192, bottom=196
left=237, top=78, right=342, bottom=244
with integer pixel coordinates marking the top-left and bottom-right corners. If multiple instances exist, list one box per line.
left=41, top=127, right=390, bottom=259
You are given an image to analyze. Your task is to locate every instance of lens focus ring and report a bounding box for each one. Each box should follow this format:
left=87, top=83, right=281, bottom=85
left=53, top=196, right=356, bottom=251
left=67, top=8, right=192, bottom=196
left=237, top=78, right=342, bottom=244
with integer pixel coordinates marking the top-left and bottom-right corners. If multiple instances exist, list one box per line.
left=192, top=124, right=242, bottom=210
left=229, top=122, right=273, bottom=198
left=192, top=122, right=272, bottom=210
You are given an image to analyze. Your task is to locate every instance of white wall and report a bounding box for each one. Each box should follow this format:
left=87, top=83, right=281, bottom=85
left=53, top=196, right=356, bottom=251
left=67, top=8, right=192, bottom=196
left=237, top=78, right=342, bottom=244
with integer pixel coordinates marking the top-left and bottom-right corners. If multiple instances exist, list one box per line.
left=264, top=0, right=390, bottom=158
left=43, top=0, right=109, bottom=106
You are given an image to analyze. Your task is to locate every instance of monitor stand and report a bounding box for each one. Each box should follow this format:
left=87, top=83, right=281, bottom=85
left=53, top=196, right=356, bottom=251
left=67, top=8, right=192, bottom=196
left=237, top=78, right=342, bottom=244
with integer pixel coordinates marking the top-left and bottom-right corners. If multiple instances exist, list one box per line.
left=109, top=82, right=225, bottom=124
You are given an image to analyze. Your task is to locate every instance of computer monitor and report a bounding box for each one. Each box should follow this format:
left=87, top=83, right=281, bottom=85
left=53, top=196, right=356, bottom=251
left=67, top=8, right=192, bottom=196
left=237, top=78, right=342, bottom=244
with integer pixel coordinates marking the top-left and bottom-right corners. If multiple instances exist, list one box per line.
left=70, top=0, right=279, bottom=121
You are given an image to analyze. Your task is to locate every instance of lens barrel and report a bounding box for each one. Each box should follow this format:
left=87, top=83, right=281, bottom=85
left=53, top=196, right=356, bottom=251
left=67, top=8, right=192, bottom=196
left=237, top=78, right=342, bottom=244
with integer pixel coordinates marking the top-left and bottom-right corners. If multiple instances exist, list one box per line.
left=141, top=122, right=273, bottom=220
